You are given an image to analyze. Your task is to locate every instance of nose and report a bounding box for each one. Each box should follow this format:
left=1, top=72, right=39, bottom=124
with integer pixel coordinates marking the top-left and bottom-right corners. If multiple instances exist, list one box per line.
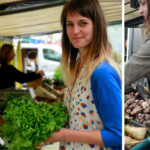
left=139, top=6, right=144, bottom=15
left=72, top=25, right=80, bottom=34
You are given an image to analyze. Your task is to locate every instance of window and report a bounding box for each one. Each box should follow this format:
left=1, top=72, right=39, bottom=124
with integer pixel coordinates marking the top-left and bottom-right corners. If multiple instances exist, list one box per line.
left=43, top=48, right=61, bottom=62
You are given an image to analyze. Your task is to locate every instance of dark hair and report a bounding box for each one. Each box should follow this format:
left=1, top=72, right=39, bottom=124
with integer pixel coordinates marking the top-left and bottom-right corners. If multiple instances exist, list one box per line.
left=61, top=0, right=110, bottom=86
left=0, top=44, right=13, bottom=64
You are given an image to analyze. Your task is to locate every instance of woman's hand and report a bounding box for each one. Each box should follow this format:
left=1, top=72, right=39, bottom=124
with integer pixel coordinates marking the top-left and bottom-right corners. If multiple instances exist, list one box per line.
left=36, top=128, right=69, bottom=149
left=36, top=70, right=44, bottom=76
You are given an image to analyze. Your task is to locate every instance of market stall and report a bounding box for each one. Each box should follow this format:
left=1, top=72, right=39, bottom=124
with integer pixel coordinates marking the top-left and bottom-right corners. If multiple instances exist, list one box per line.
left=0, top=0, right=122, bottom=150
left=0, top=76, right=67, bottom=150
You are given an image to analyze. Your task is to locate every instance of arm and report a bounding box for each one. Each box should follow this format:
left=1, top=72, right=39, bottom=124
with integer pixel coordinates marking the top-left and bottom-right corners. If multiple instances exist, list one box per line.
left=43, top=128, right=104, bottom=145
left=10, top=65, right=42, bottom=83
left=125, top=39, right=150, bottom=86
left=91, top=62, right=122, bottom=148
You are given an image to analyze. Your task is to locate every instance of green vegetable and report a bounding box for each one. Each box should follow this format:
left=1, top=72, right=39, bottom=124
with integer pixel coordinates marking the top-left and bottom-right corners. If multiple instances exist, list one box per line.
left=0, top=145, right=8, bottom=150
left=0, top=94, right=17, bottom=115
left=0, top=95, right=68, bottom=150
left=42, top=79, right=51, bottom=86
left=0, top=100, right=7, bottom=115
left=53, top=65, right=65, bottom=87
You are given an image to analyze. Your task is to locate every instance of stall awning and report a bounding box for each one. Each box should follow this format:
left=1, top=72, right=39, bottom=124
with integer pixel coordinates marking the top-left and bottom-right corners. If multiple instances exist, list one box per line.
left=0, top=0, right=122, bottom=37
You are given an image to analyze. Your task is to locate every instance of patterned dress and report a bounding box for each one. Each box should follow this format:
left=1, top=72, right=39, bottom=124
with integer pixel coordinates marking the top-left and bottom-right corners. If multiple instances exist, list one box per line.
left=60, top=66, right=111, bottom=150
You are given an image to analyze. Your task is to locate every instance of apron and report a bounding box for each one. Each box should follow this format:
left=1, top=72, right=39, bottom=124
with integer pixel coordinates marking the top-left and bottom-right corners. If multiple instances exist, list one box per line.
left=60, top=66, right=111, bottom=150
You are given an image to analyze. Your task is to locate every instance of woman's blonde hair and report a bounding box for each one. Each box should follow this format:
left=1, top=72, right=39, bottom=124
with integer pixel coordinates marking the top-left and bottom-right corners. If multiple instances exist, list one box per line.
left=0, top=44, right=13, bottom=64
left=61, top=0, right=120, bottom=86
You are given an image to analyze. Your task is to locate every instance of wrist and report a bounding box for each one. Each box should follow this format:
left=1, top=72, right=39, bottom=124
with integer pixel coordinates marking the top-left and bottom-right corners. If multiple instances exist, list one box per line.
left=61, top=128, right=72, bottom=141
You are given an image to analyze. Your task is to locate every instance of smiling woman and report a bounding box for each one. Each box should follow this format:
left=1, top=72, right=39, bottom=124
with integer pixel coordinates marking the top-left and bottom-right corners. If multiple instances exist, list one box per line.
left=37, top=0, right=122, bottom=150
left=66, top=13, right=94, bottom=50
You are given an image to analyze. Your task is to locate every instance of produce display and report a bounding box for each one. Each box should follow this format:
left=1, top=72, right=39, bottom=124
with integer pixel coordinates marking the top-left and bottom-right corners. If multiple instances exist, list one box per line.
left=125, top=124, right=147, bottom=140
left=42, top=79, right=51, bottom=86
left=0, top=95, right=68, bottom=150
left=125, top=85, right=150, bottom=149
left=53, top=65, right=65, bottom=88
left=0, top=94, right=20, bottom=115
left=125, top=135, right=143, bottom=149
left=0, top=100, right=7, bottom=115
left=125, top=92, right=150, bottom=127
left=125, top=124, right=148, bottom=149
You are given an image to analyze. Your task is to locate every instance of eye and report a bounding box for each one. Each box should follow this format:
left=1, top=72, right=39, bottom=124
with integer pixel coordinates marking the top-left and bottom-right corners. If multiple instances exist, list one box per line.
left=140, top=1, right=146, bottom=6
left=66, top=22, right=73, bottom=27
left=80, top=22, right=88, bottom=26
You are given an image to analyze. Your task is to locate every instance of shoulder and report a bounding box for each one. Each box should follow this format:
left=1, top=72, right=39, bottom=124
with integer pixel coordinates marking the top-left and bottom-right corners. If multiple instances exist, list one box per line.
left=91, top=61, right=120, bottom=82
left=5, top=64, right=17, bottom=72
left=7, top=64, right=16, bottom=70
left=139, top=36, right=150, bottom=55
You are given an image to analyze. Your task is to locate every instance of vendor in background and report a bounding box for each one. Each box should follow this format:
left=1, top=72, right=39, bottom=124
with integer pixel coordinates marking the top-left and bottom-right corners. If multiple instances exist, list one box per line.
left=0, top=44, right=44, bottom=89
left=125, top=0, right=150, bottom=86
left=37, top=0, right=122, bottom=149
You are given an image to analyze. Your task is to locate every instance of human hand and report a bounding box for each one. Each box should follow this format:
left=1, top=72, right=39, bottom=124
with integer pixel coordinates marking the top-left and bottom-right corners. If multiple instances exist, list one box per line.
left=36, top=128, right=68, bottom=149
left=36, top=70, right=44, bottom=76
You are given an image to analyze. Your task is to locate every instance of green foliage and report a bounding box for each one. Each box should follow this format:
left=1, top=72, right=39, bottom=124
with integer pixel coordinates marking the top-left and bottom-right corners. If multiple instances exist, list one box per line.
left=0, top=145, right=8, bottom=150
left=42, top=79, right=51, bottom=86
left=0, top=94, right=17, bottom=115
left=0, top=95, right=68, bottom=150
left=53, top=65, right=65, bottom=87
left=0, top=100, right=7, bottom=115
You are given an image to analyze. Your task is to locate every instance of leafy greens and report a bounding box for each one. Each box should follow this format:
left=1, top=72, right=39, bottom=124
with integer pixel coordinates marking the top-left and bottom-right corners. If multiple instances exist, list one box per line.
left=0, top=95, right=68, bottom=150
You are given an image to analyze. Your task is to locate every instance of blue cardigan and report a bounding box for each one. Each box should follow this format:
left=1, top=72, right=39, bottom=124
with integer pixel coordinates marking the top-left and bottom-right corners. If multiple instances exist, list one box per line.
left=91, top=61, right=122, bottom=150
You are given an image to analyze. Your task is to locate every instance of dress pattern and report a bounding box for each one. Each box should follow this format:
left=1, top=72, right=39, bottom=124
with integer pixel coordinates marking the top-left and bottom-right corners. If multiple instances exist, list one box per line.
left=60, top=66, right=111, bottom=150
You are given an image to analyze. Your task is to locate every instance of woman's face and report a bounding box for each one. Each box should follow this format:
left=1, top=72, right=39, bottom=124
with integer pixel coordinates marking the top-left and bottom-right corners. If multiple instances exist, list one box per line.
left=7, top=49, right=15, bottom=62
left=139, top=0, right=148, bottom=20
left=66, top=12, right=94, bottom=49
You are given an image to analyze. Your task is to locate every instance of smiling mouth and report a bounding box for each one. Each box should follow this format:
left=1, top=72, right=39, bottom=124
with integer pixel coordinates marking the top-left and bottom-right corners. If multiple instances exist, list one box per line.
left=73, top=37, right=82, bottom=40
